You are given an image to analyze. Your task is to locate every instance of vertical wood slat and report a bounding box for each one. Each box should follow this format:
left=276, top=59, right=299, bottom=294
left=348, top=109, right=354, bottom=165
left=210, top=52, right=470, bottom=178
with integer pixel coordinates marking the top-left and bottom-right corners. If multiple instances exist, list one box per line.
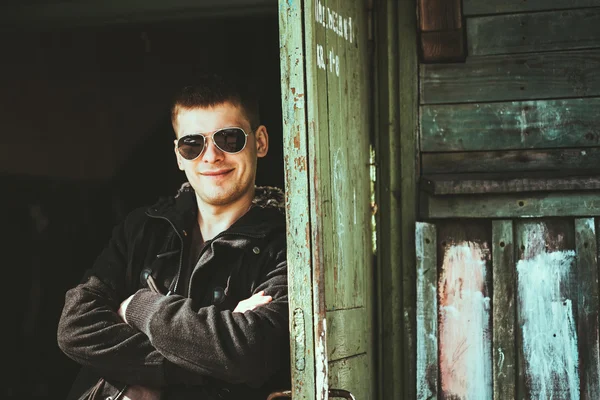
left=278, top=1, right=316, bottom=398
left=416, top=222, right=438, bottom=400
left=515, top=220, right=579, bottom=400
left=418, top=0, right=465, bottom=62
left=575, top=218, right=600, bottom=400
left=398, top=0, right=420, bottom=398
left=437, top=222, right=492, bottom=399
left=492, top=220, right=517, bottom=400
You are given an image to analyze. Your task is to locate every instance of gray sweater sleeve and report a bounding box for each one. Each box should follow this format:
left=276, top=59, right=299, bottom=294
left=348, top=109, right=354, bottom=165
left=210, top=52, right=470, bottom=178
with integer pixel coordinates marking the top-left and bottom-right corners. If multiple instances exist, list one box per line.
left=125, top=247, right=289, bottom=387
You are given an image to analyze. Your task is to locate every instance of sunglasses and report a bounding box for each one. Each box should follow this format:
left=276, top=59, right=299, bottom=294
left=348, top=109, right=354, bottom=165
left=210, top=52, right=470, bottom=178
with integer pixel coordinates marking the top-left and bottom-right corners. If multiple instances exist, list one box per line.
left=176, top=127, right=249, bottom=160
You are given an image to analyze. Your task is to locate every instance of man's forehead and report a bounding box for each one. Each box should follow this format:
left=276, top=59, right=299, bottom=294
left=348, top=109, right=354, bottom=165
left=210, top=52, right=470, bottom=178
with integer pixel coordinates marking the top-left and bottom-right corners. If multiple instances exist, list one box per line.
left=175, top=103, right=250, bottom=134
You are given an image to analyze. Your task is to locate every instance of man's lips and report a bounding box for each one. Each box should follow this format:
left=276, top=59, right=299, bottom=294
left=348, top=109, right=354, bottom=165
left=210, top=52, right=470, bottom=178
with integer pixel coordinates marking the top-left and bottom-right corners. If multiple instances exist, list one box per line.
left=200, top=168, right=234, bottom=176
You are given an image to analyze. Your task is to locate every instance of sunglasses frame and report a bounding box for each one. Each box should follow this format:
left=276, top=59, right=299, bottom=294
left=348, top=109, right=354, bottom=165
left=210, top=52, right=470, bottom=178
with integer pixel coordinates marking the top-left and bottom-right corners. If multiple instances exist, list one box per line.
left=176, top=126, right=249, bottom=160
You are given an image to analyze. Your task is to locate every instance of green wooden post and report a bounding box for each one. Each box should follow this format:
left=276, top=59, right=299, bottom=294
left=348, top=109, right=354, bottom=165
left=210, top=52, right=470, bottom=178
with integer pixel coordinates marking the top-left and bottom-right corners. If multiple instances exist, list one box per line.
left=415, top=222, right=438, bottom=400
left=575, top=218, right=600, bottom=400
left=492, top=220, right=517, bottom=400
left=278, top=1, right=316, bottom=398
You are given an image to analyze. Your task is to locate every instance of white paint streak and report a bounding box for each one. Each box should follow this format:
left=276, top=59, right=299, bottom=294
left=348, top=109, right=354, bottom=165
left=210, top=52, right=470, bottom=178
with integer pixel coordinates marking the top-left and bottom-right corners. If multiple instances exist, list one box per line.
left=518, top=223, right=579, bottom=400
left=315, top=318, right=328, bottom=400
left=333, top=149, right=345, bottom=271
left=353, top=189, right=356, bottom=225
left=439, top=242, right=492, bottom=399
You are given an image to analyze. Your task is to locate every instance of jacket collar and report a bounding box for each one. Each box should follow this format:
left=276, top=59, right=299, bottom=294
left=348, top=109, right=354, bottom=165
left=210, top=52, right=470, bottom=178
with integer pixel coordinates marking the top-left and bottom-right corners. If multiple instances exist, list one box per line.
left=146, top=183, right=286, bottom=238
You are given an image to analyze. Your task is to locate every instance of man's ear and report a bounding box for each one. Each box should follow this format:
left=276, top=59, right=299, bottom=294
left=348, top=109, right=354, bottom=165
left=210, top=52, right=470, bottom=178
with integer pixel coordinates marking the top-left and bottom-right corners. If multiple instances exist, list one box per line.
left=174, top=139, right=185, bottom=171
left=254, top=125, right=269, bottom=158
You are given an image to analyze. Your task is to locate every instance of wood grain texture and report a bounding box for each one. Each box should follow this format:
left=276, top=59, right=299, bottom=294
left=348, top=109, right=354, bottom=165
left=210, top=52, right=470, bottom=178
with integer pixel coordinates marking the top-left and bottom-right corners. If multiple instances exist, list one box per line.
left=421, top=98, right=600, bottom=152
left=576, top=218, right=600, bottom=400
left=421, top=173, right=600, bottom=195
left=492, top=220, right=517, bottom=400
left=422, top=148, right=600, bottom=175
left=326, top=308, right=368, bottom=362
left=419, top=0, right=462, bottom=31
left=468, top=8, right=600, bottom=56
left=514, top=219, right=578, bottom=400
left=436, top=221, right=492, bottom=400
left=420, top=191, right=600, bottom=219
left=416, top=222, right=438, bottom=400
left=420, top=30, right=466, bottom=63
left=0, top=0, right=277, bottom=28
left=328, top=354, right=369, bottom=400
left=463, top=0, right=600, bottom=16
left=399, top=1, right=420, bottom=399
left=420, top=50, right=600, bottom=104
left=278, top=0, right=315, bottom=398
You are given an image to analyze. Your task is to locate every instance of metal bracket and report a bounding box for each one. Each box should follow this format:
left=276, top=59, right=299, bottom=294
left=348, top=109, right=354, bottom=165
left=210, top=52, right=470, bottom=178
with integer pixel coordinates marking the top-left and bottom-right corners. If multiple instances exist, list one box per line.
left=267, top=389, right=356, bottom=399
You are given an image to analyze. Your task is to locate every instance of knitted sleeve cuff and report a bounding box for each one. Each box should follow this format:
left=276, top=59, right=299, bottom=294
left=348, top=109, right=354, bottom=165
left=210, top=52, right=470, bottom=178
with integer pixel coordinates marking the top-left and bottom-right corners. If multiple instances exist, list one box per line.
left=125, top=288, right=163, bottom=333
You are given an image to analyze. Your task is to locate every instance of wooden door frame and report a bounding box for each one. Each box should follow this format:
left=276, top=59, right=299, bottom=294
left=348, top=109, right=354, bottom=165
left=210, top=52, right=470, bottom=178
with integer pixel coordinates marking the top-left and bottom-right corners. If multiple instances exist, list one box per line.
left=374, top=0, right=419, bottom=399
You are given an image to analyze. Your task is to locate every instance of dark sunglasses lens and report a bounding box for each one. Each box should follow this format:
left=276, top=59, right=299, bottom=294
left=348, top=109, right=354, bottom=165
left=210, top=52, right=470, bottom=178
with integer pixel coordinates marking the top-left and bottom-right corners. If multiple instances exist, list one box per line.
left=178, top=135, right=205, bottom=160
left=214, top=128, right=246, bottom=153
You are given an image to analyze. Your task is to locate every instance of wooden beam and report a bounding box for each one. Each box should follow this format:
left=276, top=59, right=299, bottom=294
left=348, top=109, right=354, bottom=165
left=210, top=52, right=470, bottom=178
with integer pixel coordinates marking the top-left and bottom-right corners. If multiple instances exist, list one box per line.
left=420, top=49, right=600, bottom=104
left=420, top=191, right=600, bottom=219
left=418, top=0, right=465, bottom=62
left=421, top=173, right=600, bottom=195
left=421, top=98, right=600, bottom=152
left=422, top=148, right=600, bottom=175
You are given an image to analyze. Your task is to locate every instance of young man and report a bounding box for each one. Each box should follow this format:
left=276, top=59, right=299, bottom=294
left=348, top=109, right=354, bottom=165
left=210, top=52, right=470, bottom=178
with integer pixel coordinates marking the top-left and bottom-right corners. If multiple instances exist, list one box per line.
left=57, top=75, right=290, bottom=400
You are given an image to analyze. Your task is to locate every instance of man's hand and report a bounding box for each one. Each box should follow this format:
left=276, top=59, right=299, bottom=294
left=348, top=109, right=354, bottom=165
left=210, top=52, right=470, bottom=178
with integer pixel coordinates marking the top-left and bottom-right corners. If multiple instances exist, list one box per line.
left=118, top=294, right=135, bottom=324
left=122, top=384, right=161, bottom=400
left=233, top=290, right=272, bottom=313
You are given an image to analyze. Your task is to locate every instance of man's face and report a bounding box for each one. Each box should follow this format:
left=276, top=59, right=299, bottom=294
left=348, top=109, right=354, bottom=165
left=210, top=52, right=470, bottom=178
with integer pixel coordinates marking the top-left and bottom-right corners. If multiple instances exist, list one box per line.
left=173, top=102, right=269, bottom=209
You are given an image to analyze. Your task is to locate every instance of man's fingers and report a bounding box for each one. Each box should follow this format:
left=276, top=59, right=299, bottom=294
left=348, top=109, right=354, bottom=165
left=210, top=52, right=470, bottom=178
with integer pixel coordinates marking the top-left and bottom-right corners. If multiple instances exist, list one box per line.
left=233, top=292, right=273, bottom=313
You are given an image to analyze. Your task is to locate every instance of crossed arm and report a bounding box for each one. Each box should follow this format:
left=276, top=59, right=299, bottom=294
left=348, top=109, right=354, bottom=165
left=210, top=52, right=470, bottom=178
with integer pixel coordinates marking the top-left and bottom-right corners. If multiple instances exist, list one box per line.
left=117, top=291, right=273, bottom=400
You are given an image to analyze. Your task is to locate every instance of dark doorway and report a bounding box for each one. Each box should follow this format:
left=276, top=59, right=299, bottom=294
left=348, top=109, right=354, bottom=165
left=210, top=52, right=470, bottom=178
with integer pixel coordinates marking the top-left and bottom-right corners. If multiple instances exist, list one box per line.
left=0, top=14, right=283, bottom=399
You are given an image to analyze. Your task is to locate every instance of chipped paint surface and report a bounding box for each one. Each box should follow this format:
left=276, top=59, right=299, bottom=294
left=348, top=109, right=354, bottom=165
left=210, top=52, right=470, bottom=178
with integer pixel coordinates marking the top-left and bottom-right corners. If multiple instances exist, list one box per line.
left=439, top=241, right=492, bottom=400
left=416, top=222, right=438, bottom=400
left=315, top=318, right=328, bottom=400
left=518, top=223, right=579, bottom=400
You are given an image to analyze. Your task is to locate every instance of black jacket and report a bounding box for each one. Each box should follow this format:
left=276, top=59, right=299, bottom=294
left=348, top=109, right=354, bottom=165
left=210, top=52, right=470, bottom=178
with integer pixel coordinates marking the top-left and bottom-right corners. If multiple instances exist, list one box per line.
left=57, top=184, right=290, bottom=400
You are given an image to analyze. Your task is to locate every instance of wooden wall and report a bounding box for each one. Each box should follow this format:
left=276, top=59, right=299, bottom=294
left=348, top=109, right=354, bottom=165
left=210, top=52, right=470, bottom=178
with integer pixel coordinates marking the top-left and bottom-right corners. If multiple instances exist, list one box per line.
left=420, top=1, right=600, bottom=180
left=416, top=219, right=600, bottom=400
left=417, top=1, right=600, bottom=400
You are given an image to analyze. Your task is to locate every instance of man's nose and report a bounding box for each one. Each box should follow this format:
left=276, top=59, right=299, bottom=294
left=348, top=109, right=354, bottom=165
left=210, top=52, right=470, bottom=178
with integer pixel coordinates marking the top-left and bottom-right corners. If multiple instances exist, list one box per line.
left=202, top=137, right=224, bottom=163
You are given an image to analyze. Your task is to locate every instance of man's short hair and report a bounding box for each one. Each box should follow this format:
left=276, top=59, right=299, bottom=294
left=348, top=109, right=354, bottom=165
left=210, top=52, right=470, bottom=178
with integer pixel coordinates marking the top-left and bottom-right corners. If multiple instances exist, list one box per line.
left=171, top=74, right=260, bottom=133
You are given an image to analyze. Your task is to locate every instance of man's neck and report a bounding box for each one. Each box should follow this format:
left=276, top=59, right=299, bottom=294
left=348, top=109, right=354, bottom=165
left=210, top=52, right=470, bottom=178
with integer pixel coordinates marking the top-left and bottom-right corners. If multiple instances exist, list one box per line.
left=196, top=193, right=253, bottom=241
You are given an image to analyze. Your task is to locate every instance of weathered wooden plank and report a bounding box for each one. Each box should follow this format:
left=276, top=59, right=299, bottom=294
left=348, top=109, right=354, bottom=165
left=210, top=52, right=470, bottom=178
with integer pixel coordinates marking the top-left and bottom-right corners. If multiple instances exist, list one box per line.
left=437, top=221, right=492, bottom=400
left=468, top=8, right=600, bottom=56
left=420, top=30, right=466, bottom=63
left=422, top=148, right=600, bottom=175
left=576, top=218, right=600, bottom=400
left=326, top=308, right=368, bottom=362
left=421, top=173, right=600, bottom=195
left=328, top=354, right=369, bottom=400
left=420, top=191, right=600, bottom=219
left=399, top=0, right=420, bottom=398
left=418, top=0, right=465, bottom=62
left=463, top=0, right=600, bottom=16
left=421, top=98, right=600, bottom=152
left=376, top=0, right=419, bottom=398
left=492, top=220, right=517, bottom=400
left=416, top=222, right=438, bottom=400
left=419, top=0, right=462, bottom=31
left=278, top=1, right=315, bottom=398
left=515, top=220, right=579, bottom=400
left=420, top=50, right=600, bottom=104
left=319, top=0, right=375, bottom=398
left=0, top=0, right=277, bottom=28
